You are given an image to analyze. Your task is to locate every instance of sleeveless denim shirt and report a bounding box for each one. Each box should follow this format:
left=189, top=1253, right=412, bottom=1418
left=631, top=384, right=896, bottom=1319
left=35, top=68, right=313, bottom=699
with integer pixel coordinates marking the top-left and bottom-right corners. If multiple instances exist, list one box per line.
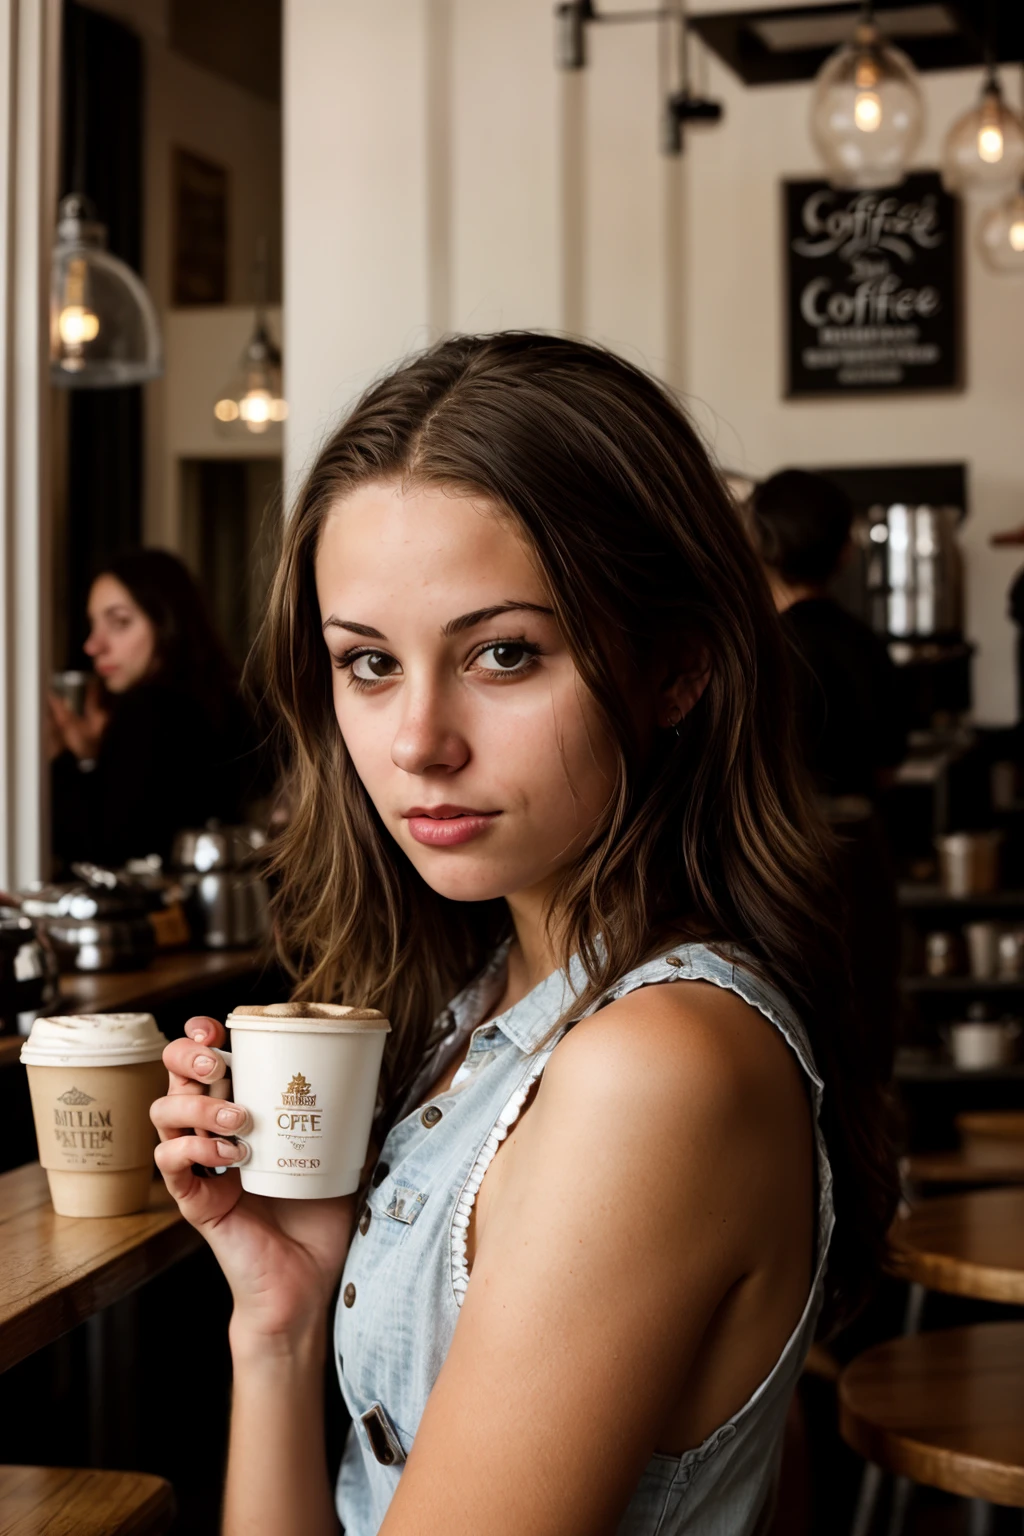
left=334, top=942, right=835, bottom=1535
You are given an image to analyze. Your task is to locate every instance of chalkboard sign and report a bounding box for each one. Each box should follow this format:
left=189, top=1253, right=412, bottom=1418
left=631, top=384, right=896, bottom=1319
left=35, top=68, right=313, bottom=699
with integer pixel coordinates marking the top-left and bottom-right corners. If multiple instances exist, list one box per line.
left=784, top=172, right=961, bottom=398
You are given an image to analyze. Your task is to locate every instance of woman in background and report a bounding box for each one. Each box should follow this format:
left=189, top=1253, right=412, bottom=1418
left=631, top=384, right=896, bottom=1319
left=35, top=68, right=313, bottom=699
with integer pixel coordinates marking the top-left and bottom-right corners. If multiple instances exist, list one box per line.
left=51, top=548, right=263, bottom=871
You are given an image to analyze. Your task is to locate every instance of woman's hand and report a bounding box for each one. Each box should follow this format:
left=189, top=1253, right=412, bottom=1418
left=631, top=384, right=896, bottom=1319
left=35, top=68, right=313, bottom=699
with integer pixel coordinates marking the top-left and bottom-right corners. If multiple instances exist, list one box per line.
left=151, top=1015, right=356, bottom=1346
left=48, top=679, right=109, bottom=762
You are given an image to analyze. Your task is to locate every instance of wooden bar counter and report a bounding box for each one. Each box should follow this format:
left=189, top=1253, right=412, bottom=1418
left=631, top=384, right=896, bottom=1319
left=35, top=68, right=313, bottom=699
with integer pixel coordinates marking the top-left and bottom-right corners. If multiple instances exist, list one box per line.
left=0, top=1162, right=201, bottom=1373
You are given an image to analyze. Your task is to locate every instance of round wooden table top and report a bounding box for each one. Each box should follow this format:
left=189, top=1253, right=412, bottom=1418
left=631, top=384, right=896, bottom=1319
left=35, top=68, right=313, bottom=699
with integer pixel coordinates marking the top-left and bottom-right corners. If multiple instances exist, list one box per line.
left=956, top=1111, right=1024, bottom=1143
left=902, top=1141, right=1024, bottom=1187
left=889, top=1188, right=1024, bottom=1303
left=839, top=1322, right=1024, bottom=1507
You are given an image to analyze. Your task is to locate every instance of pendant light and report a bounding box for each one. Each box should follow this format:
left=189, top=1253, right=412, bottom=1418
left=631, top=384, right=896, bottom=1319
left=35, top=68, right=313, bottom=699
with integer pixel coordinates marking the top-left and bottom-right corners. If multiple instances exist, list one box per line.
left=50, top=194, right=163, bottom=387
left=977, top=178, right=1024, bottom=273
left=213, top=238, right=287, bottom=437
left=809, top=3, right=924, bottom=190
left=942, top=68, right=1024, bottom=195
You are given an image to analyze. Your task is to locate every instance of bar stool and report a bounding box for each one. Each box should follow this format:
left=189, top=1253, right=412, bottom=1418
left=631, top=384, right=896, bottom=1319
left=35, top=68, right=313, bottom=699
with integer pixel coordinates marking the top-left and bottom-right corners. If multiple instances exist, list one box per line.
left=840, top=1323, right=1024, bottom=1535
left=957, top=1112, right=1024, bottom=1149
left=901, top=1142, right=1024, bottom=1190
left=0, top=1465, right=175, bottom=1535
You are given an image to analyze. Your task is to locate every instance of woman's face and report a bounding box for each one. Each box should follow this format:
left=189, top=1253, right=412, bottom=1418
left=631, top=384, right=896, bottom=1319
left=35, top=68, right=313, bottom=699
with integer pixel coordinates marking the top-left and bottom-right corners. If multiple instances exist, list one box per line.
left=315, top=481, right=620, bottom=909
left=83, top=574, right=157, bottom=693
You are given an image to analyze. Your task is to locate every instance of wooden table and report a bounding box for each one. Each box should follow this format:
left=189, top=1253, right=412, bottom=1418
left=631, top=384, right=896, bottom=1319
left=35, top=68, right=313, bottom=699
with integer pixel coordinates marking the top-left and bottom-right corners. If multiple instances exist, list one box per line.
left=0, top=948, right=264, bottom=1069
left=840, top=1322, right=1024, bottom=1507
left=901, top=1143, right=1024, bottom=1187
left=889, top=1188, right=1024, bottom=1305
left=0, top=1162, right=200, bottom=1374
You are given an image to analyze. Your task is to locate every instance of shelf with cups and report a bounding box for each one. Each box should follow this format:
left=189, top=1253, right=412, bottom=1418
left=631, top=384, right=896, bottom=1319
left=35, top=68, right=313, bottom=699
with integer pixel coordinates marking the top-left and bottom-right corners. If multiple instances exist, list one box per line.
left=894, top=1049, right=1024, bottom=1083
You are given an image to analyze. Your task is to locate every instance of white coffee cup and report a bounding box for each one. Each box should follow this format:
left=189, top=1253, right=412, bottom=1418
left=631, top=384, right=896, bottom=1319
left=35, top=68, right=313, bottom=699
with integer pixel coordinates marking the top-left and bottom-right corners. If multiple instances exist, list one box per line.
left=220, top=1002, right=390, bottom=1199
left=948, top=1020, right=1020, bottom=1071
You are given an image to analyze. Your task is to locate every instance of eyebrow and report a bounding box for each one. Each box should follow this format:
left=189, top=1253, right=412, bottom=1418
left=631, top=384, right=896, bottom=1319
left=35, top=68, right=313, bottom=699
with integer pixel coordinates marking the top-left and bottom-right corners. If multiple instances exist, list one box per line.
left=321, top=601, right=555, bottom=642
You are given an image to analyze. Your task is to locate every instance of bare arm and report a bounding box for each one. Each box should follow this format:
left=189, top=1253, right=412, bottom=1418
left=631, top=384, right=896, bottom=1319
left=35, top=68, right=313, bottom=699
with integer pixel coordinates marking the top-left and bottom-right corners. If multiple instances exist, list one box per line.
left=380, top=982, right=813, bottom=1536
left=224, top=1321, right=338, bottom=1536
left=151, top=1016, right=355, bottom=1536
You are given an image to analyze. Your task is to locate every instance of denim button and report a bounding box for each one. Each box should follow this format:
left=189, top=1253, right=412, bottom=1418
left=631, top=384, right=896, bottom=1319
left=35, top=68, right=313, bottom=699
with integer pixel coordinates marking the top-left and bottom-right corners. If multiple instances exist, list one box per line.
left=371, top=1161, right=390, bottom=1188
left=343, top=1283, right=356, bottom=1307
left=421, top=1105, right=443, bottom=1128
left=358, top=1205, right=371, bottom=1235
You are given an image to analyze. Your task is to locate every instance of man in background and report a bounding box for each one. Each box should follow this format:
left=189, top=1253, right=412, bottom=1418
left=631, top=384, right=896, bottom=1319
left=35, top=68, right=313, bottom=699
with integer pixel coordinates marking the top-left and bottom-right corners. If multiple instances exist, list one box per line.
left=750, top=468, right=908, bottom=1083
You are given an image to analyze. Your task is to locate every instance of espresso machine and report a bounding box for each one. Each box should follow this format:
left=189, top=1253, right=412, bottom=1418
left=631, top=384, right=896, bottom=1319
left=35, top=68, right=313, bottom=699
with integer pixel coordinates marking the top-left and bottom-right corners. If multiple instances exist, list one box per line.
left=819, top=462, right=971, bottom=729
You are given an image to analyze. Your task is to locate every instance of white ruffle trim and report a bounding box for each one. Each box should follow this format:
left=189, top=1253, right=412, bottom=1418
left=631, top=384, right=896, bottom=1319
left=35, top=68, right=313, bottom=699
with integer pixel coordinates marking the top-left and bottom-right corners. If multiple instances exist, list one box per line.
left=449, top=1051, right=554, bottom=1306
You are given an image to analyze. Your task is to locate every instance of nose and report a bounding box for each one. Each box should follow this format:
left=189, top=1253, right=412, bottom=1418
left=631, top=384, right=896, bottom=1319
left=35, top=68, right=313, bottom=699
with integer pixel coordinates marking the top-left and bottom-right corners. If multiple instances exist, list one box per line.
left=83, top=629, right=101, bottom=657
left=390, top=686, right=469, bottom=777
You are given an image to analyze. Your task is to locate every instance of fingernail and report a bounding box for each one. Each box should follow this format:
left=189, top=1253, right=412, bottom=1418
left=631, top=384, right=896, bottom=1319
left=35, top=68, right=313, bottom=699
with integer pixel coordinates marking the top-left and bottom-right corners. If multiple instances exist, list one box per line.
left=216, top=1105, right=243, bottom=1128
left=194, top=1054, right=215, bottom=1074
left=187, top=1024, right=209, bottom=1042
left=216, top=1139, right=240, bottom=1159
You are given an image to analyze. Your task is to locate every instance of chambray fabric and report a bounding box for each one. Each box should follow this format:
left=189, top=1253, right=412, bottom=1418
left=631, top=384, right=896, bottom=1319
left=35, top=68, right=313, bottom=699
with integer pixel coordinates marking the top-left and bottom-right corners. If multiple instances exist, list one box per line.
left=333, top=942, right=835, bottom=1535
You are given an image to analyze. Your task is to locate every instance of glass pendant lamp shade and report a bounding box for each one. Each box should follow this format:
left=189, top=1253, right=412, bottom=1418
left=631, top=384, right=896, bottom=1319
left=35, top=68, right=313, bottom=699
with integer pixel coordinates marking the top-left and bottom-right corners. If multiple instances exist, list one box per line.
left=50, top=195, right=162, bottom=387
left=213, top=317, right=287, bottom=438
left=977, top=181, right=1024, bottom=273
left=809, top=17, right=924, bottom=189
left=941, top=74, right=1024, bottom=195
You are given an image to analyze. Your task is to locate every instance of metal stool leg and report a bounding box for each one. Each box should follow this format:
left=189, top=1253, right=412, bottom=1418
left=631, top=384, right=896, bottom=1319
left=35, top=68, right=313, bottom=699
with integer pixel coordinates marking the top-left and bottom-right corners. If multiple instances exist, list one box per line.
left=966, top=1500, right=994, bottom=1536
left=903, top=1281, right=926, bottom=1337
left=851, top=1462, right=884, bottom=1536
left=885, top=1476, right=913, bottom=1536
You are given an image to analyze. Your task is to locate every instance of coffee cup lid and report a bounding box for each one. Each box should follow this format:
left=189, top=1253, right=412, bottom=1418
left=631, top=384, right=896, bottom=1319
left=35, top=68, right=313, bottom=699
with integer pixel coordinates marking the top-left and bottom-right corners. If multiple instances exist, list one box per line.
left=227, top=1001, right=390, bottom=1034
left=20, top=1012, right=169, bottom=1068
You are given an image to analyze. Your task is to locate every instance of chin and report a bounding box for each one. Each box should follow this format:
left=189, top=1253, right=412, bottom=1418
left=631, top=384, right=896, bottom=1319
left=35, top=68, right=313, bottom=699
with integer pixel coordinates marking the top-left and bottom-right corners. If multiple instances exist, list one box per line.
left=402, top=848, right=519, bottom=906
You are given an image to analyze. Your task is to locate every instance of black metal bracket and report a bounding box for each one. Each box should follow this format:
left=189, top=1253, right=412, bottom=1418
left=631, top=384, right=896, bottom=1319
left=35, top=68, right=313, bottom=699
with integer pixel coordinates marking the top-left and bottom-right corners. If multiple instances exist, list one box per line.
left=554, top=0, right=724, bottom=154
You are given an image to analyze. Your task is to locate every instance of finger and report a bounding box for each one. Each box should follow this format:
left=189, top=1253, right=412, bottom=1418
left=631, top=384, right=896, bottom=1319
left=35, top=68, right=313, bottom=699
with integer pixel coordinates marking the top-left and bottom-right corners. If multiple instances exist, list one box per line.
left=151, top=1093, right=250, bottom=1142
left=183, top=1015, right=227, bottom=1048
left=163, top=1036, right=229, bottom=1093
left=156, top=1133, right=249, bottom=1175
left=154, top=1137, right=246, bottom=1217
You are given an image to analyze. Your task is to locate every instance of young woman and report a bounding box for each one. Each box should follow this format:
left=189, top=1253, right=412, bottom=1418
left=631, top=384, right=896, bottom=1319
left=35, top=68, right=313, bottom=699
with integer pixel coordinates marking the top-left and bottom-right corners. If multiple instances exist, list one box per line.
left=50, top=549, right=263, bottom=869
left=152, top=334, right=895, bottom=1536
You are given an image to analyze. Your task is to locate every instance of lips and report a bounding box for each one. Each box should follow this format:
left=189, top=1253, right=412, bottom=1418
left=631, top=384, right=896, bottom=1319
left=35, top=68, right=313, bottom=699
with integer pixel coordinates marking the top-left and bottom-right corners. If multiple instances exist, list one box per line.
left=403, top=805, right=500, bottom=849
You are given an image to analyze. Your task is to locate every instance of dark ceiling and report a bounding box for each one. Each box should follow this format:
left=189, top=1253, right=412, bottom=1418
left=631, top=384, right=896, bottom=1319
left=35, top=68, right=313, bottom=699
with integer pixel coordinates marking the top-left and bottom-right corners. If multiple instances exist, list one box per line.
left=689, top=0, right=1024, bottom=85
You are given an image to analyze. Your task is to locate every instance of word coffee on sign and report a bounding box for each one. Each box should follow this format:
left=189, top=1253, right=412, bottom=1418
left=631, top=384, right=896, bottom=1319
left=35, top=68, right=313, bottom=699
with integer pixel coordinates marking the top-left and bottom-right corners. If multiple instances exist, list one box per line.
left=784, top=173, right=961, bottom=397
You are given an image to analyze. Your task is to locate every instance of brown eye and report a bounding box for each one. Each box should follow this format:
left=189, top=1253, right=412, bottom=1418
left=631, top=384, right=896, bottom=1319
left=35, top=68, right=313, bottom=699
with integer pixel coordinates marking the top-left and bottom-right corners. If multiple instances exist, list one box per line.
left=481, top=643, right=529, bottom=671
left=351, top=652, right=398, bottom=681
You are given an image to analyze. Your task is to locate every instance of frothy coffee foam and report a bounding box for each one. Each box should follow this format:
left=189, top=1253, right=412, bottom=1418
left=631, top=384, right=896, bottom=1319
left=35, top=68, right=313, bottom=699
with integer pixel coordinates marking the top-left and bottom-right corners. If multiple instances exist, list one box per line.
left=231, top=1002, right=386, bottom=1022
left=20, top=1012, right=168, bottom=1067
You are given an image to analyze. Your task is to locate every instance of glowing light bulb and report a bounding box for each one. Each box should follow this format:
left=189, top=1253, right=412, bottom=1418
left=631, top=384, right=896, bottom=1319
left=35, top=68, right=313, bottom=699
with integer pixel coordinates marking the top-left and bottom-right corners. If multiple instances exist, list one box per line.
left=854, top=91, right=882, bottom=133
left=240, top=388, right=272, bottom=428
left=978, top=122, right=1005, bottom=163
left=214, top=398, right=240, bottom=422
left=1011, top=219, right=1024, bottom=253
left=58, top=305, right=100, bottom=345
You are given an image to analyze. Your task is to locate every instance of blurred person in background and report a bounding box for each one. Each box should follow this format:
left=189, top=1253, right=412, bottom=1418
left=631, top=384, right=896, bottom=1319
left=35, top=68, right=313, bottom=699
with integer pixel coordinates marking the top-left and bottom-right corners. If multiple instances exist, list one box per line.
left=50, top=548, right=265, bottom=872
left=749, top=469, right=906, bottom=801
left=750, top=469, right=908, bottom=1081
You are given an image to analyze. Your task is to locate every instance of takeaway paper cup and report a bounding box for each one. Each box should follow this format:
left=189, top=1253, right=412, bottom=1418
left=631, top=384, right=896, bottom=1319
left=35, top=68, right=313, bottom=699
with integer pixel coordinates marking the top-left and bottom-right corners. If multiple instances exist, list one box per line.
left=20, top=1013, right=168, bottom=1217
left=224, top=1003, right=390, bottom=1199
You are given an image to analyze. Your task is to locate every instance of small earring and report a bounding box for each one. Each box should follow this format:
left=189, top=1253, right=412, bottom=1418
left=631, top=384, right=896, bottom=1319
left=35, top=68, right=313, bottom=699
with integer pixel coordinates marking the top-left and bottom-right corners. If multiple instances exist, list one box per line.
left=667, top=709, right=686, bottom=737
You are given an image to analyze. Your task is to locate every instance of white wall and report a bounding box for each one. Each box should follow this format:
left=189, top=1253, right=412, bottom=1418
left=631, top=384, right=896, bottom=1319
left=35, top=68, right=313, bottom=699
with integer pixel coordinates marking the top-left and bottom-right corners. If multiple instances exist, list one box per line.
left=284, top=0, right=1024, bottom=722
left=681, top=52, right=1024, bottom=725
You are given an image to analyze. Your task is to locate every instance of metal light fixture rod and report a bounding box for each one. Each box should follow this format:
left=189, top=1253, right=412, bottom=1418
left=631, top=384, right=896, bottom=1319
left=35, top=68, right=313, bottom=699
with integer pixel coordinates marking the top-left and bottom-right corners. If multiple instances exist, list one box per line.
left=555, top=0, right=723, bottom=154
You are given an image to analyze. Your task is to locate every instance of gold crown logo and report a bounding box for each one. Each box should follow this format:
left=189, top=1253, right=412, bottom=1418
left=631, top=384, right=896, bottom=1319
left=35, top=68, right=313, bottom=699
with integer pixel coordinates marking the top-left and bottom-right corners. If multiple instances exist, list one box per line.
left=286, top=1074, right=311, bottom=1096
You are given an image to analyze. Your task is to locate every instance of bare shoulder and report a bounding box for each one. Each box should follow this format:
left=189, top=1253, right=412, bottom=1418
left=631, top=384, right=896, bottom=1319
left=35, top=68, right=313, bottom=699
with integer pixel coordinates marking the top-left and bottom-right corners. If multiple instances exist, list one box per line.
left=540, top=977, right=811, bottom=1150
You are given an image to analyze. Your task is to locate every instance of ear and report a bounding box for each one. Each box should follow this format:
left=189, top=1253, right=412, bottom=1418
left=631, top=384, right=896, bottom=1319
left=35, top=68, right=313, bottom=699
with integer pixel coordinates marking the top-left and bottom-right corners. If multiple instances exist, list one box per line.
left=655, top=642, right=712, bottom=730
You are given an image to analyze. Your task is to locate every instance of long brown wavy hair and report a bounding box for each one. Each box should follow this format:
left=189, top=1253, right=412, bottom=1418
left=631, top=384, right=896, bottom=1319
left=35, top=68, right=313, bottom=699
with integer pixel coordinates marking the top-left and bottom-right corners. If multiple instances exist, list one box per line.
left=258, top=332, right=896, bottom=1326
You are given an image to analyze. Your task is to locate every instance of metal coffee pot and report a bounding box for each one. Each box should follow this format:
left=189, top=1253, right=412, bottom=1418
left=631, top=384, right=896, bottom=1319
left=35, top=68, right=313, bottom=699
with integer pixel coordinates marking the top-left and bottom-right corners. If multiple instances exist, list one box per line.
left=0, top=899, right=60, bottom=1035
left=172, top=824, right=270, bottom=949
